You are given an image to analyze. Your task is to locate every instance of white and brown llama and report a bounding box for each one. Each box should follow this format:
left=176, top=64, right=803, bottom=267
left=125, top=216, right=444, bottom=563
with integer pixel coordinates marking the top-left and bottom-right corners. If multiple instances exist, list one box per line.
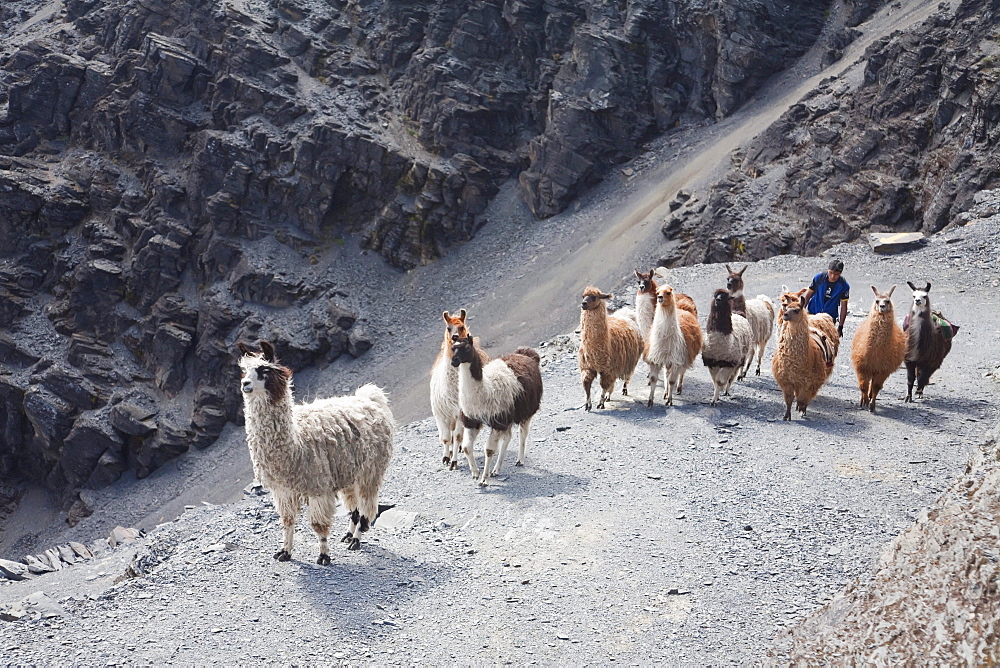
left=702, top=289, right=754, bottom=406
left=635, top=268, right=698, bottom=340
left=430, top=309, right=487, bottom=470
left=645, top=285, right=703, bottom=407
left=450, top=335, right=543, bottom=486
left=579, top=286, right=644, bottom=410
left=851, top=286, right=907, bottom=412
left=238, top=341, right=394, bottom=563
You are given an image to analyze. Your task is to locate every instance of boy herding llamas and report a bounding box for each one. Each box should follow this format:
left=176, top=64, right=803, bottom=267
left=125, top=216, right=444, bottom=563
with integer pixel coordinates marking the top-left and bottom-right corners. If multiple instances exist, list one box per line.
left=238, top=341, right=394, bottom=564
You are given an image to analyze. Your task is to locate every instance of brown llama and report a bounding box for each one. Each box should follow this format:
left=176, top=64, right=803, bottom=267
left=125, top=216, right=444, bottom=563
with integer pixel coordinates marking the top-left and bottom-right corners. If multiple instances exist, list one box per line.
left=903, top=281, right=957, bottom=402
left=851, top=286, right=907, bottom=412
left=645, top=285, right=702, bottom=407
left=773, top=290, right=837, bottom=420
left=579, top=286, right=644, bottom=410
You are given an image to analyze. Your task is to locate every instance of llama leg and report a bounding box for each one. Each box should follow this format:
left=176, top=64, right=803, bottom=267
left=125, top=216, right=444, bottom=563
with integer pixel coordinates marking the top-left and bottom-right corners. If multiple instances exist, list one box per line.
left=461, top=425, right=482, bottom=479
left=665, top=369, right=677, bottom=406
left=915, top=366, right=931, bottom=398
left=272, top=491, right=300, bottom=561
left=492, top=430, right=514, bottom=476
left=436, top=413, right=454, bottom=466
left=781, top=388, right=794, bottom=421
left=347, top=487, right=378, bottom=551
left=676, top=369, right=686, bottom=395
left=647, top=364, right=662, bottom=407
left=479, top=430, right=502, bottom=487
left=857, top=376, right=869, bottom=408
left=755, top=342, right=765, bottom=376
left=904, top=362, right=915, bottom=402
left=308, top=495, right=336, bottom=565
left=598, top=373, right=615, bottom=409
left=515, top=418, right=532, bottom=467
left=582, top=369, right=597, bottom=411
left=869, top=379, right=884, bottom=413
left=340, top=488, right=358, bottom=543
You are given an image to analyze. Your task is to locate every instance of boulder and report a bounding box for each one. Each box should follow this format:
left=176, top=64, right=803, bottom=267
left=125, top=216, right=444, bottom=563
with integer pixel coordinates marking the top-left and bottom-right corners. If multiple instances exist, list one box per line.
left=61, top=411, right=125, bottom=488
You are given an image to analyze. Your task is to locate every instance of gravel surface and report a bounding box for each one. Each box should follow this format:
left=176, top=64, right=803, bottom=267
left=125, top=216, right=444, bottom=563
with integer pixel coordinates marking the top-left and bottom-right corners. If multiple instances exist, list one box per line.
left=2, top=207, right=998, bottom=662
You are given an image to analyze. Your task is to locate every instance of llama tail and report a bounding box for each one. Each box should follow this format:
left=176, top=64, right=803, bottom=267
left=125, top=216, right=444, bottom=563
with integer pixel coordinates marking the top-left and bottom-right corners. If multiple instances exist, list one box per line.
left=355, top=383, right=390, bottom=409
left=513, top=347, right=541, bottom=364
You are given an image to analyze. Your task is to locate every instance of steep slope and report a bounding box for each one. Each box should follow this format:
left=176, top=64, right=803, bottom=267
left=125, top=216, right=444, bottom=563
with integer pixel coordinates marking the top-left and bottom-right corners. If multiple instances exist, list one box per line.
left=663, top=0, right=1000, bottom=265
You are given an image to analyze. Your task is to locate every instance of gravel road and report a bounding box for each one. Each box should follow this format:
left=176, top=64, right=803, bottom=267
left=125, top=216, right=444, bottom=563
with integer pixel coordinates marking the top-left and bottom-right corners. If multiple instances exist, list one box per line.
left=2, top=207, right=998, bottom=663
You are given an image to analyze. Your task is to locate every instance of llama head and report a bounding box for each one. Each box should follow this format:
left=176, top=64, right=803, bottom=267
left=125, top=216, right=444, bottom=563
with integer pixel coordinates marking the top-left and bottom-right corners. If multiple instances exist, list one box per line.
left=581, top=286, right=612, bottom=311
left=870, top=285, right=896, bottom=315
left=725, top=264, right=747, bottom=293
left=907, top=281, right=931, bottom=312
left=442, top=309, right=470, bottom=342
left=707, top=289, right=733, bottom=333
left=449, top=335, right=477, bottom=367
left=779, top=290, right=807, bottom=322
left=655, top=285, right=676, bottom=310
left=634, top=269, right=656, bottom=295
left=237, top=341, right=292, bottom=404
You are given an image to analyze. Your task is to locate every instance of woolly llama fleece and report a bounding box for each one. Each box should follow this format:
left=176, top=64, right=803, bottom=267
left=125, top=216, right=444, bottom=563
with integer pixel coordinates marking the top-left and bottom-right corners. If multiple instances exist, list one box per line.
left=238, top=341, right=394, bottom=564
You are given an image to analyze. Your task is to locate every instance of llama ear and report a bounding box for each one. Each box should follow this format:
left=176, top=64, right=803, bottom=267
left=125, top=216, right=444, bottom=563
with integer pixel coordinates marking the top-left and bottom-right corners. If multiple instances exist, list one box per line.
left=458, top=308, right=467, bottom=321
left=601, top=293, right=613, bottom=300
left=780, top=284, right=788, bottom=293
left=634, top=269, right=642, bottom=279
left=237, top=342, right=253, bottom=357
left=442, top=310, right=451, bottom=323
left=888, top=285, right=896, bottom=297
left=907, top=281, right=917, bottom=291
left=798, top=294, right=807, bottom=308
left=725, top=264, right=733, bottom=274
left=871, top=285, right=879, bottom=296
left=260, top=341, right=277, bottom=363
left=738, top=265, right=748, bottom=276
left=924, top=282, right=931, bottom=292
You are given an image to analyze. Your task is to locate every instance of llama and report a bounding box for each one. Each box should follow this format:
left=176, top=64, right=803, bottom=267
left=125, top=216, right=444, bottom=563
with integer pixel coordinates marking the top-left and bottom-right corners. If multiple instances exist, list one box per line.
left=772, top=291, right=837, bottom=420
left=450, top=335, right=542, bottom=486
left=781, top=286, right=840, bottom=357
left=702, top=289, right=754, bottom=406
left=645, top=285, right=702, bottom=407
left=725, top=264, right=775, bottom=378
left=579, top=286, right=644, bottom=410
left=237, top=341, right=394, bottom=562
left=903, top=281, right=956, bottom=402
left=430, top=309, right=487, bottom=470
left=851, top=286, right=907, bottom=412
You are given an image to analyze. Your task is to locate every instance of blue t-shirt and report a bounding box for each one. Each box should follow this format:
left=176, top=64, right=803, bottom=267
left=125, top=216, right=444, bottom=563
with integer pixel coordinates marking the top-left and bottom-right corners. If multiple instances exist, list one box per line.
left=807, top=272, right=850, bottom=322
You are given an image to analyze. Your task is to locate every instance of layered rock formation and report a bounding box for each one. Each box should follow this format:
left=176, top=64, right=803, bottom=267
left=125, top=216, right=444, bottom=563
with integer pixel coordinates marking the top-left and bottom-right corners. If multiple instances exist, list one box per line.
left=0, top=0, right=867, bottom=497
left=661, top=0, right=1000, bottom=266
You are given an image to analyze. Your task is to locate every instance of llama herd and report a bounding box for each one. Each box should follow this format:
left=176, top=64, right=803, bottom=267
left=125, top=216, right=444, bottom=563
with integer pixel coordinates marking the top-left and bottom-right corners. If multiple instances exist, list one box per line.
left=234, top=265, right=957, bottom=564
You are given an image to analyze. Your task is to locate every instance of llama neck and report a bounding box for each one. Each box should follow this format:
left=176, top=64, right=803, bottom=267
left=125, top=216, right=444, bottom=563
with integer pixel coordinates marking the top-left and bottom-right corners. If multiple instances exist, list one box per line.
left=777, top=314, right=811, bottom=355
left=243, top=388, right=304, bottom=482
left=581, top=306, right=611, bottom=364
left=730, top=289, right=747, bottom=316
left=707, top=304, right=732, bottom=335
left=636, top=290, right=656, bottom=336
left=908, top=306, right=932, bottom=351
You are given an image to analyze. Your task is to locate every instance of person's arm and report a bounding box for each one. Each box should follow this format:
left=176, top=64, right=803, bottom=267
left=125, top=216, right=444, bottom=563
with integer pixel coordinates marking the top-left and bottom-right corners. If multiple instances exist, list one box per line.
left=838, top=299, right=847, bottom=337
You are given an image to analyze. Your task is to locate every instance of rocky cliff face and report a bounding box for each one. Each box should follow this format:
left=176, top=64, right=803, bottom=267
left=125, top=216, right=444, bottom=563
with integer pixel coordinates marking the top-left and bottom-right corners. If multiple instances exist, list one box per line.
left=0, top=0, right=860, bottom=498
left=659, top=0, right=1000, bottom=266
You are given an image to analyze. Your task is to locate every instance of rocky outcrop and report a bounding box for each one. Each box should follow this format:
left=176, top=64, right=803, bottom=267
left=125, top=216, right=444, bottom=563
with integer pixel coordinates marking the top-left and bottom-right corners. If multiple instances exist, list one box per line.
left=0, top=0, right=865, bottom=497
left=662, top=0, right=1000, bottom=267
